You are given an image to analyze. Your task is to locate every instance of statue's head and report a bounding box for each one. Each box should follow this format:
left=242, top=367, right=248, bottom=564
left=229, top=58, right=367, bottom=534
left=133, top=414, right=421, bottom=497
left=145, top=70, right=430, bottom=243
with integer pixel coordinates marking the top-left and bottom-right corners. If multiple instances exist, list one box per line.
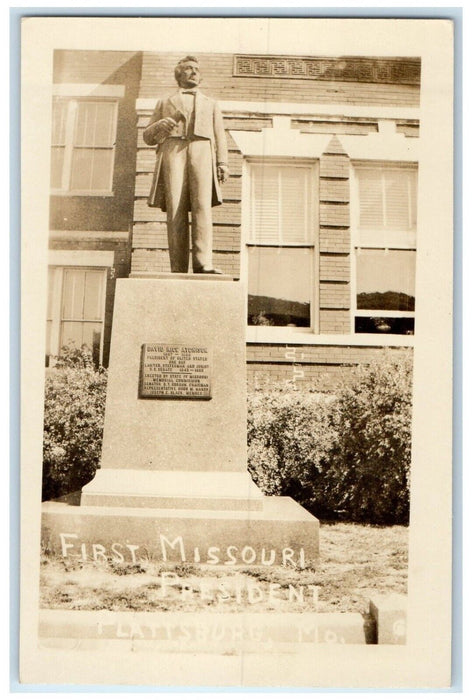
left=174, top=56, right=201, bottom=89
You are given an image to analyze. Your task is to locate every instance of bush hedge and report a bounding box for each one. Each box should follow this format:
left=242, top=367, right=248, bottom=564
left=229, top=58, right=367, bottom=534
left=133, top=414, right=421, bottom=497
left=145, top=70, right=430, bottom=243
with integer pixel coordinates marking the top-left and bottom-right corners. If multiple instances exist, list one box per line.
left=247, top=389, right=337, bottom=502
left=247, top=351, right=412, bottom=525
left=322, top=352, right=412, bottom=524
left=42, top=345, right=107, bottom=502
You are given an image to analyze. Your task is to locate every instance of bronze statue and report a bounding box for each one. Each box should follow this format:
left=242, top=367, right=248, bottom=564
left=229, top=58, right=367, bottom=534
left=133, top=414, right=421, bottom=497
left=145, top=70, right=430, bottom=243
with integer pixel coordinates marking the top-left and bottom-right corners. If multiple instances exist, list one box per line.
left=144, top=56, right=229, bottom=274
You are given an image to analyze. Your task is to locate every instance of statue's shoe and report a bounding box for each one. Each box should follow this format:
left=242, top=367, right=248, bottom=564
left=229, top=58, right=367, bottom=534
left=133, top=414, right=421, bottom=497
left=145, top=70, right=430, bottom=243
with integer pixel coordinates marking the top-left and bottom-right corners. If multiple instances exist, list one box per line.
left=194, top=267, right=223, bottom=275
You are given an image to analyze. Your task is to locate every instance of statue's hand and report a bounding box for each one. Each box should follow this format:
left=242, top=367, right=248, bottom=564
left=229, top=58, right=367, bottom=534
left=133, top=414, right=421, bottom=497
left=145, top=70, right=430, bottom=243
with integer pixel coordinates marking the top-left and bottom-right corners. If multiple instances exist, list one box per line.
left=217, top=164, right=229, bottom=183
left=155, top=117, right=178, bottom=140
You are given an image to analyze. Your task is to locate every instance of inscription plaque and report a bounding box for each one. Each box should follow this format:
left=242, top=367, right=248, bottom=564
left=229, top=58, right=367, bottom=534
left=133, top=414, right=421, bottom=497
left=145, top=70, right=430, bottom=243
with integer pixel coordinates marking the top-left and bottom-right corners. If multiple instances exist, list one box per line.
left=139, top=343, right=212, bottom=400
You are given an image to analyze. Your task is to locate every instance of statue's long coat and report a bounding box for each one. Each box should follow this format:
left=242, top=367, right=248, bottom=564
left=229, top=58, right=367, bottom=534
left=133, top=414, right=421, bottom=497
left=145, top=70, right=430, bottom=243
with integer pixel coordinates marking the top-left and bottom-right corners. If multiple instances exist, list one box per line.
left=143, top=91, right=228, bottom=211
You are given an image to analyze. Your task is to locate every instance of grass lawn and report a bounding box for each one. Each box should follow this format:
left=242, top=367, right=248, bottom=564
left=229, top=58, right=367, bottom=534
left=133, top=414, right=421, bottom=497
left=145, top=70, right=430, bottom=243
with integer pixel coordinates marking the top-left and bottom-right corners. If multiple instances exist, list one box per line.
left=40, top=522, right=408, bottom=615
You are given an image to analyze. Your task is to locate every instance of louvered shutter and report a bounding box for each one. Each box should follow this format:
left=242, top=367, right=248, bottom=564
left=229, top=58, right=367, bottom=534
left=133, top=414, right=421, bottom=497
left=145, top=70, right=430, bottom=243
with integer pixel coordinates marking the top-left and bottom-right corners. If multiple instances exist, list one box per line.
left=357, top=166, right=417, bottom=244
left=280, top=167, right=310, bottom=242
left=384, top=170, right=411, bottom=229
left=251, top=165, right=279, bottom=243
left=358, top=168, right=383, bottom=230
left=251, top=164, right=312, bottom=243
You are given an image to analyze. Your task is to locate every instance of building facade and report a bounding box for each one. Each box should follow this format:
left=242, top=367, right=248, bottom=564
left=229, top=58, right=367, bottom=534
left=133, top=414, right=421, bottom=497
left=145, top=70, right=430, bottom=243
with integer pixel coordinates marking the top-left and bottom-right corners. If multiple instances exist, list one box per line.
left=48, top=50, right=419, bottom=388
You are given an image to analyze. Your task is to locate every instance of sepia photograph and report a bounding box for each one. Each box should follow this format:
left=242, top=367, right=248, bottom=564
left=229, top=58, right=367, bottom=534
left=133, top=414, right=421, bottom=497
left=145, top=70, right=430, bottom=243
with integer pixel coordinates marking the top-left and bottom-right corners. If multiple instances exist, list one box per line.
left=19, top=16, right=454, bottom=688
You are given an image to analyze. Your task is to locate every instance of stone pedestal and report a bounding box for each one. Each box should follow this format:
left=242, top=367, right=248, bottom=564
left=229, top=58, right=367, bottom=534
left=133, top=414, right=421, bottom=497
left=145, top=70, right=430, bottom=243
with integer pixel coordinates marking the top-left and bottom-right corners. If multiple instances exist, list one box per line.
left=96, top=275, right=249, bottom=475
left=42, top=276, right=319, bottom=565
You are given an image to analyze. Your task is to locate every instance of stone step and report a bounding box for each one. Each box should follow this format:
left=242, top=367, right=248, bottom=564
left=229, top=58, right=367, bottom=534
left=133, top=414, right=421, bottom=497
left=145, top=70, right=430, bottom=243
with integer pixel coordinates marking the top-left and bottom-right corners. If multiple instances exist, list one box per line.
left=38, top=609, right=375, bottom=652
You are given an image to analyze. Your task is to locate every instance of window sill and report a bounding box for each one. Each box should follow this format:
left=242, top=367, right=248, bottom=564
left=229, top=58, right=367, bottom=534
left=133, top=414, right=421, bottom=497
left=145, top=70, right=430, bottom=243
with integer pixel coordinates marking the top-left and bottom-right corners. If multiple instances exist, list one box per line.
left=355, top=310, right=415, bottom=318
left=246, top=325, right=415, bottom=347
left=355, top=242, right=416, bottom=251
left=247, top=242, right=314, bottom=248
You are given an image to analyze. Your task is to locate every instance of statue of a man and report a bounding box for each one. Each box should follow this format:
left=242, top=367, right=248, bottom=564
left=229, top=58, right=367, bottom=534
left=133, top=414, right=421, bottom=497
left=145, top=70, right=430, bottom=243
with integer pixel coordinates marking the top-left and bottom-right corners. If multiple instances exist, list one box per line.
left=143, top=56, right=229, bottom=274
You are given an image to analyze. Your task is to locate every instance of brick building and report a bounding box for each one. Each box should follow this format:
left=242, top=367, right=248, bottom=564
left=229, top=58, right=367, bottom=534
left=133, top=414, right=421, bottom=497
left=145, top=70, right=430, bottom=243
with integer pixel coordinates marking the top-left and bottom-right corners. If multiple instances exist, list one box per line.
left=47, top=50, right=419, bottom=389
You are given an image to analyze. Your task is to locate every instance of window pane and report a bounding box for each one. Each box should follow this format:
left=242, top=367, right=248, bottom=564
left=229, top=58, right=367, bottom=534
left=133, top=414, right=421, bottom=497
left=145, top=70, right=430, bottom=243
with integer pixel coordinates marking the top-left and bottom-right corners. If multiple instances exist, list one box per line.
left=356, top=249, right=416, bottom=311
left=248, top=247, right=312, bottom=327
left=69, top=149, right=93, bottom=190
left=93, top=102, right=116, bottom=145
left=70, top=148, right=113, bottom=191
left=60, top=321, right=102, bottom=352
left=62, top=270, right=86, bottom=319
left=75, top=102, right=115, bottom=146
left=74, top=103, right=96, bottom=146
left=355, top=316, right=414, bottom=335
left=50, top=146, right=65, bottom=189
left=58, top=268, right=104, bottom=358
left=90, top=149, right=114, bottom=191
left=60, top=321, right=85, bottom=348
left=62, top=269, right=104, bottom=320
left=83, top=270, right=104, bottom=320
left=81, top=323, right=102, bottom=351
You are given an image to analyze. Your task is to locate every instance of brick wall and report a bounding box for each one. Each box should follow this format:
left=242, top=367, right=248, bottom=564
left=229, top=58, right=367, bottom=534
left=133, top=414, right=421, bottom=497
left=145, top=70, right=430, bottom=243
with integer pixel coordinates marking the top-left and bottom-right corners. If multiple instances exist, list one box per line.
left=246, top=344, right=412, bottom=391
left=318, top=136, right=351, bottom=333
left=139, top=52, right=420, bottom=107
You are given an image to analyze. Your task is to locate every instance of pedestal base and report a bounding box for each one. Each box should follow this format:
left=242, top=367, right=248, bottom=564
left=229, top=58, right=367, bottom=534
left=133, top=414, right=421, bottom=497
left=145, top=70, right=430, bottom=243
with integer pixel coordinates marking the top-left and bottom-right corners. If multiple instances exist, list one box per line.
left=42, top=496, right=319, bottom=567
left=81, top=469, right=264, bottom=511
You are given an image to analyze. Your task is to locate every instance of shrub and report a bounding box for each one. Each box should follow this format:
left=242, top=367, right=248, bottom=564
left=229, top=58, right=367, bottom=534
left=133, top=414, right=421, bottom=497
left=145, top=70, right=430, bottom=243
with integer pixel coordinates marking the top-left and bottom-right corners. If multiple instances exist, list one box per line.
left=323, top=351, right=412, bottom=525
left=42, top=344, right=107, bottom=501
left=247, top=350, right=413, bottom=525
left=247, top=387, right=338, bottom=506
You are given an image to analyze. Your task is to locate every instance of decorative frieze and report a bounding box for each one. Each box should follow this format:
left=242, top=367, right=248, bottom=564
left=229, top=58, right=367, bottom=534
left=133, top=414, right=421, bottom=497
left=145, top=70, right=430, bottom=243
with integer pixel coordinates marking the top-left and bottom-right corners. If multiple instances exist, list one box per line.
left=233, top=55, right=420, bottom=85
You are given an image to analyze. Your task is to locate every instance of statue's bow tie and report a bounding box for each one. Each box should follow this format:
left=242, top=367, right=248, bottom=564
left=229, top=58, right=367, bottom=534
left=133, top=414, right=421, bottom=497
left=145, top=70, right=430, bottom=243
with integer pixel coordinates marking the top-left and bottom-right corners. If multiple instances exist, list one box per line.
left=182, top=90, right=197, bottom=94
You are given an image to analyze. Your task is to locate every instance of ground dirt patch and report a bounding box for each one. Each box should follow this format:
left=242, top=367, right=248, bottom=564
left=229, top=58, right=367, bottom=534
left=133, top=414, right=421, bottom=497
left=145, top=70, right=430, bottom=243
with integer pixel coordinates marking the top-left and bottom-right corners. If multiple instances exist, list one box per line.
left=40, top=522, right=408, bottom=614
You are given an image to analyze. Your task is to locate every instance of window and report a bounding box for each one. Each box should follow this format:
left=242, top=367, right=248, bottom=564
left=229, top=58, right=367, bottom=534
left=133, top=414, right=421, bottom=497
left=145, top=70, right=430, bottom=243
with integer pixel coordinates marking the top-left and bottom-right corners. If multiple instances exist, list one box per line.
left=51, top=97, right=118, bottom=194
left=352, top=163, right=417, bottom=335
left=246, top=161, right=318, bottom=328
left=46, top=267, right=107, bottom=365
